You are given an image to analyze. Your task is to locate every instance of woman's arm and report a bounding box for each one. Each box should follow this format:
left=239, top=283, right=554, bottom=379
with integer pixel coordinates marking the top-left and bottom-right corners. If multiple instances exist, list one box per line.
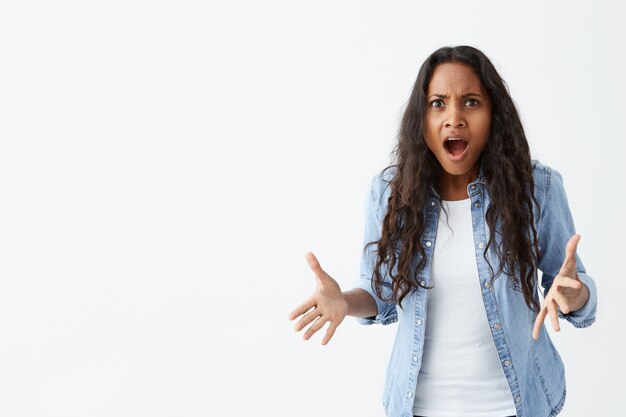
left=342, top=288, right=378, bottom=318
left=288, top=254, right=377, bottom=345
left=535, top=166, right=597, bottom=329
left=346, top=172, right=399, bottom=325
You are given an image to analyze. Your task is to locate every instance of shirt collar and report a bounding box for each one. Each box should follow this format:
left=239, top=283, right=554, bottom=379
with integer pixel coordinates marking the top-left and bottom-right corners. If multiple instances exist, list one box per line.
left=429, top=162, right=486, bottom=199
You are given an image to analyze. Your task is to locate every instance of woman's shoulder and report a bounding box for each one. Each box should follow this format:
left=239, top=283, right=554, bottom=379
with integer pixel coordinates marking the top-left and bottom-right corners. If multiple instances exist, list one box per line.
left=531, top=158, right=565, bottom=200
left=367, top=165, right=396, bottom=211
left=374, top=164, right=397, bottom=182
left=531, top=158, right=551, bottom=179
left=367, top=160, right=565, bottom=204
left=373, top=165, right=397, bottom=189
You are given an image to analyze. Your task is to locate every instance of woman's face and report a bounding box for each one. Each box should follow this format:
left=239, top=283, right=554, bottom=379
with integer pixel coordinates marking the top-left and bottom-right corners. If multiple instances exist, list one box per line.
left=424, top=62, right=492, bottom=185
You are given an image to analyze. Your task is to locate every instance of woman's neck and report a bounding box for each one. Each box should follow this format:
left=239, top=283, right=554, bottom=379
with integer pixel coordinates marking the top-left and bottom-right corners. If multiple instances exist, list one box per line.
left=439, top=168, right=479, bottom=201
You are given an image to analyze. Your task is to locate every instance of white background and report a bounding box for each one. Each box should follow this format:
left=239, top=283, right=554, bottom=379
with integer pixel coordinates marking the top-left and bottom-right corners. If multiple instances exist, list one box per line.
left=0, top=1, right=623, bottom=416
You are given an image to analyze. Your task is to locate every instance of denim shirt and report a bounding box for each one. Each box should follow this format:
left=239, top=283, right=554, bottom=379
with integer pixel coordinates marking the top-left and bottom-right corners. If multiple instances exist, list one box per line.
left=349, top=159, right=598, bottom=417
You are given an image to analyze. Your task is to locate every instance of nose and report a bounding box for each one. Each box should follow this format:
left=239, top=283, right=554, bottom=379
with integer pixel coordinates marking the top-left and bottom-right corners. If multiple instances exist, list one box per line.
left=444, top=103, right=466, bottom=128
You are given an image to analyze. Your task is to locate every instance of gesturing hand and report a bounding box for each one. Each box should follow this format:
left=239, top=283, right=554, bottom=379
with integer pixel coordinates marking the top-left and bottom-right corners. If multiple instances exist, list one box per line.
left=287, top=252, right=348, bottom=345
left=532, top=234, right=589, bottom=340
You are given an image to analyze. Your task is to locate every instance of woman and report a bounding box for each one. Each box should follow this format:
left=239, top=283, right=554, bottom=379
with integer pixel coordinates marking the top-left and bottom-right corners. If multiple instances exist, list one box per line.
left=287, top=45, right=597, bottom=417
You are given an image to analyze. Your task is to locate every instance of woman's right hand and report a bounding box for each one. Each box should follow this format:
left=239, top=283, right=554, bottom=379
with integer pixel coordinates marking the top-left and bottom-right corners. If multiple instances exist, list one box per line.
left=287, top=251, right=348, bottom=345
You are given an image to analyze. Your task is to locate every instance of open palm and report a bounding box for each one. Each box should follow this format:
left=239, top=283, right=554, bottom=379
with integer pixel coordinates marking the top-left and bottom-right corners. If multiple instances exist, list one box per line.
left=287, top=252, right=348, bottom=345
left=532, top=234, right=587, bottom=340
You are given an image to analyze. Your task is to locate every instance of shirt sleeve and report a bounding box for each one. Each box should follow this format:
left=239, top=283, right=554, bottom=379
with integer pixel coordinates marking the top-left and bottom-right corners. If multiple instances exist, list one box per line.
left=537, top=167, right=597, bottom=328
left=347, top=174, right=398, bottom=326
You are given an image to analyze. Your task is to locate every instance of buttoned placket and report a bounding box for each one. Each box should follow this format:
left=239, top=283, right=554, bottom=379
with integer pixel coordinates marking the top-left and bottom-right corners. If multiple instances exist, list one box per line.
left=404, top=191, right=441, bottom=409
left=407, top=173, right=523, bottom=416
left=467, top=177, right=522, bottom=416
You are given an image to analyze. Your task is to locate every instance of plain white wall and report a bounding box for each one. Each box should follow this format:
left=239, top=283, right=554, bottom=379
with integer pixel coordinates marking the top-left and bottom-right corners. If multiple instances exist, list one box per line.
left=0, top=0, right=623, bottom=416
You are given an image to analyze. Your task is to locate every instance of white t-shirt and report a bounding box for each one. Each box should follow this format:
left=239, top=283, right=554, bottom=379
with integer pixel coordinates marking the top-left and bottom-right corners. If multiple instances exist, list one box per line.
left=412, top=197, right=517, bottom=417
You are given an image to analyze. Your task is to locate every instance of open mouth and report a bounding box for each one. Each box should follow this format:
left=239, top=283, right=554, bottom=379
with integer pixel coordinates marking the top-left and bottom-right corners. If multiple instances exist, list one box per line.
left=444, top=138, right=468, bottom=156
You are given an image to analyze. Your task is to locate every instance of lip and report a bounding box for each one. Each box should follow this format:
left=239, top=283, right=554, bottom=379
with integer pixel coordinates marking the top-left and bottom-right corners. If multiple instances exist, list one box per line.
left=443, top=134, right=468, bottom=144
left=443, top=135, right=469, bottom=162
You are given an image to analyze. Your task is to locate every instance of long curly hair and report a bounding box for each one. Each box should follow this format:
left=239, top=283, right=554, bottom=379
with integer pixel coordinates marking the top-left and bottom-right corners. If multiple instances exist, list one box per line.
left=367, top=45, right=541, bottom=313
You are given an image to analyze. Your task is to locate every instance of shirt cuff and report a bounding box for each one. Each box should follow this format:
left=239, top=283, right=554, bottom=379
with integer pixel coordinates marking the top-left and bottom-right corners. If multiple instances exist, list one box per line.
left=348, top=278, right=398, bottom=326
left=557, top=271, right=597, bottom=328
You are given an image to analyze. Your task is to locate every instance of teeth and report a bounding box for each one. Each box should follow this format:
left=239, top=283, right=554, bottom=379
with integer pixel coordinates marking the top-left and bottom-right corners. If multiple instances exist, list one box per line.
left=447, top=137, right=465, bottom=141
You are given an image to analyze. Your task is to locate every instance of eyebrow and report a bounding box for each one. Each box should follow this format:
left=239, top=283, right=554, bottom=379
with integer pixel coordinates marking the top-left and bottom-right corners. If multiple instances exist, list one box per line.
left=428, top=93, right=483, bottom=99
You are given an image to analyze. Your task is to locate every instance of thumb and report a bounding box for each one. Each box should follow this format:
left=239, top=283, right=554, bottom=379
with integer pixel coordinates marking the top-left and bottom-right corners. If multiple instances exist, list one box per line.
left=304, top=251, right=330, bottom=285
left=561, top=234, right=580, bottom=271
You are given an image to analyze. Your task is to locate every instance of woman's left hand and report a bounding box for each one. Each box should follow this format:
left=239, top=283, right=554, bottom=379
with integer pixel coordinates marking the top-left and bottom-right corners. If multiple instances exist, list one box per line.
left=532, top=234, right=589, bottom=340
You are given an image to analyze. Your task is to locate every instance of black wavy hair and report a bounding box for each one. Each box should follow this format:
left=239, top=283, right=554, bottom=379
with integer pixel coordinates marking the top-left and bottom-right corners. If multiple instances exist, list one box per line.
left=367, top=45, right=541, bottom=313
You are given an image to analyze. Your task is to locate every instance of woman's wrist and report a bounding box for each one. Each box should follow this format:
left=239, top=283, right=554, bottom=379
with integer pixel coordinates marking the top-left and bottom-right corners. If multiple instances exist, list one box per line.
left=342, top=288, right=378, bottom=318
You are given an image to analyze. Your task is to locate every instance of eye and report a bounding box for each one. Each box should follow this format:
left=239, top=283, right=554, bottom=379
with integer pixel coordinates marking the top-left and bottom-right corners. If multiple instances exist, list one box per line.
left=465, top=98, right=479, bottom=107
left=429, top=99, right=444, bottom=108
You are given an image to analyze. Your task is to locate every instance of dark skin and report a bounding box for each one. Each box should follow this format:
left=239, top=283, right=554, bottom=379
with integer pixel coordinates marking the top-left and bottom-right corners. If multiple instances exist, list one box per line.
left=424, top=62, right=589, bottom=337
left=288, top=62, right=589, bottom=344
left=532, top=234, right=589, bottom=340
left=423, top=62, right=492, bottom=201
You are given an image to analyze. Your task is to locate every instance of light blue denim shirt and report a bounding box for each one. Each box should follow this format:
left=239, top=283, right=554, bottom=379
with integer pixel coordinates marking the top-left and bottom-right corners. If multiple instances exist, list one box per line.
left=349, top=159, right=597, bottom=417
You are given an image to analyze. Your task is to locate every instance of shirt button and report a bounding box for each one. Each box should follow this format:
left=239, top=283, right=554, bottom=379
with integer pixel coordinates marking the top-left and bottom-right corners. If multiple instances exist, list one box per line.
left=425, top=241, right=432, bottom=247
left=494, top=322, right=502, bottom=330
left=420, top=280, right=426, bottom=286
left=412, top=355, right=418, bottom=362
left=474, top=201, right=481, bottom=208
left=515, top=395, right=521, bottom=403
left=416, top=319, right=422, bottom=325
left=470, top=185, right=476, bottom=190
left=504, top=360, right=511, bottom=366
left=478, top=242, right=485, bottom=249
left=407, top=391, right=413, bottom=398
left=484, top=281, right=491, bottom=289
left=430, top=200, right=436, bottom=206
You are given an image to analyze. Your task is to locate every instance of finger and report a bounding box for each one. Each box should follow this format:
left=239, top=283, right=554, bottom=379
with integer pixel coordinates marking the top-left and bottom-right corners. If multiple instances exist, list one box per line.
left=303, top=315, right=328, bottom=340
left=548, top=299, right=560, bottom=332
left=532, top=305, right=548, bottom=340
left=552, top=290, right=571, bottom=315
left=561, top=234, right=580, bottom=270
left=287, top=297, right=315, bottom=321
left=304, top=251, right=330, bottom=284
left=321, top=322, right=338, bottom=345
left=555, top=275, right=582, bottom=290
left=294, top=307, right=322, bottom=332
